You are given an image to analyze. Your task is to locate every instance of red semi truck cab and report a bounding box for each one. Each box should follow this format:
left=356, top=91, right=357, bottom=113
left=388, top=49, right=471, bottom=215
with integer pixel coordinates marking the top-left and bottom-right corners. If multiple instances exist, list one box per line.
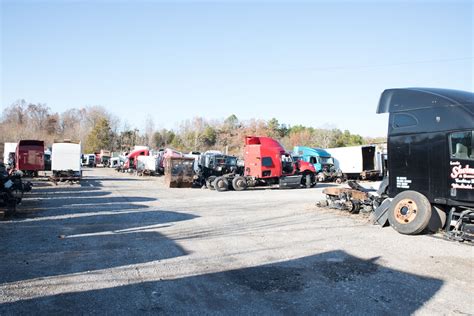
left=210, top=136, right=316, bottom=191
left=16, top=140, right=45, bottom=177
left=244, top=136, right=296, bottom=179
left=124, top=148, right=149, bottom=170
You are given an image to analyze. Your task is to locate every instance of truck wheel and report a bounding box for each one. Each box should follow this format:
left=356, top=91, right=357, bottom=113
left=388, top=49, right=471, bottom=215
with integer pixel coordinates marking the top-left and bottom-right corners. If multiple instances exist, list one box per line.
left=347, top=200, right=360, bottom=214
left=213, top=177, right=229, bottom=192
left=335, top=177, right=343, bottom=184
left=232, top=176, right=247, bottom=191
left=206, top=176, right=216, bottom=190
left=300, top=173, right=313, bottom=188
left=388, top=191, right=432, bottom=235
left=317, top=173, right=325, bottom=182
left=310, top=176, right=317, bottom=188
left=428, top=205, right=447, bottom=232
left=306, top=174, right=312, bottom=188
left=5, top=203, right=16, bottom=217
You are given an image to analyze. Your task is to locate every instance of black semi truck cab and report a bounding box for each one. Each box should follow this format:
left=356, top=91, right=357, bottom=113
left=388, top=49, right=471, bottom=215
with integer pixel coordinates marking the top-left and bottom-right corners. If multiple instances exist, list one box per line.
left=377, top=88, right=474, bottom=240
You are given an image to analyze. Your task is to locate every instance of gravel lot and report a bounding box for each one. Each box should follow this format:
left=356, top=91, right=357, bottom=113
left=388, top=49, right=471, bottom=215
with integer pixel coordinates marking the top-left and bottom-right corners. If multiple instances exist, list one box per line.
left=0, top=168, right=473, bottom=315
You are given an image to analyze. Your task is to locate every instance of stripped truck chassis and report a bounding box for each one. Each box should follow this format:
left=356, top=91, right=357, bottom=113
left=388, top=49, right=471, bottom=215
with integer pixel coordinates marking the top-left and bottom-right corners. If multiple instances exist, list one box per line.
left=50, top=171, right=81, bottom=184
left=318, top=181, right=474, bottom=242
left=211, top=173, right=302, bottom=192
left=49, top=176, right=81, bottom=184
left=318, top=181, right=383, bottom=214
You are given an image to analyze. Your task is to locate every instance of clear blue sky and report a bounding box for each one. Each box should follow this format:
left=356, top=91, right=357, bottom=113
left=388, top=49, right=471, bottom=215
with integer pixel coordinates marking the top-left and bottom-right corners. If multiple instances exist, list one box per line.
left=1, top=0, right=472, bottom=137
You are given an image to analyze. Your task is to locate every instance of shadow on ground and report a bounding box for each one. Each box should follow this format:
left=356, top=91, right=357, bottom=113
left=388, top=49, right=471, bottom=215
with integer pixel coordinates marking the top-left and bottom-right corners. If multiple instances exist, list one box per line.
left=0, top=208, right=197, bottom=284
left=13, top=178, right=157, bottom=217
left=0, top=177, right=198, bottom=284
left=0, top=250, right=443, bottom=314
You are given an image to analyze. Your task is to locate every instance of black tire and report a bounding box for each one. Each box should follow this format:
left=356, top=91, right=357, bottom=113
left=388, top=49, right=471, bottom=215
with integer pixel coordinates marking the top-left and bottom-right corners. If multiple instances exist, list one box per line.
left=213, top=176, right=229, bottom=192
left=428, top=205, right=447, bottom=232
left=348, top=200, right=360, bottom=214
left=206, top=176, right=216, bottom=190
left=306, top=174, right=312, bottom=188
left=317, top=173, right=325, bottom=182
left=301, top=172, right=313, bottom=188
left=388, top=191, right=432, bottom=235
left=335, top=178, right=343, bottom=185
left=5, top=204, right=16, bottom=217
left=232, top=176, right=247, bottom=191
left=3, top=192, right=17, bottom=217
left=310, top=176, right=317, bottom=188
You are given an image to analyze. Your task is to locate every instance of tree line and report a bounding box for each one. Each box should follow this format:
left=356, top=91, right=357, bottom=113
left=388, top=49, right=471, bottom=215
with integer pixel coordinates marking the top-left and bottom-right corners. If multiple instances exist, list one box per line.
left=0, top=100, right=385, bottom=155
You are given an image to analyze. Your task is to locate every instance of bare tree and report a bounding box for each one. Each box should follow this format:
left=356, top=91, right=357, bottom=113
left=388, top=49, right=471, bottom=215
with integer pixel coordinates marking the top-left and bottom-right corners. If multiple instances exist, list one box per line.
left=144, top=116, right=155, bottom=148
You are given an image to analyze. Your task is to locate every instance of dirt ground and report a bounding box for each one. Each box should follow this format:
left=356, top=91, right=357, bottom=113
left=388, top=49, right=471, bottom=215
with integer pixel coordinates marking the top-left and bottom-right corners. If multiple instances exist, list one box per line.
left=0, top=168, right=472, bottom=315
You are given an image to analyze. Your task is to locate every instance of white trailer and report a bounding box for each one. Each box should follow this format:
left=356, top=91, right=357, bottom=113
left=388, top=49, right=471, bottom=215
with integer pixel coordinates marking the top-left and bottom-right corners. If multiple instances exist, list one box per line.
left=3, top=142, right=18, bottom=165
left=110, top=157, right=121, bottom=168
left=51, top=142, right=82, bottom=180
left=325, top=144, right=386, bottom=180
left=136, top=155, right=159, bottom=175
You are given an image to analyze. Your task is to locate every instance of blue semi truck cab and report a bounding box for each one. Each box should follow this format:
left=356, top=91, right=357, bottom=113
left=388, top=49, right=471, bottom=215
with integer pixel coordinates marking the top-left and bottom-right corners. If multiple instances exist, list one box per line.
left=293, top=146, right=344, bottom=183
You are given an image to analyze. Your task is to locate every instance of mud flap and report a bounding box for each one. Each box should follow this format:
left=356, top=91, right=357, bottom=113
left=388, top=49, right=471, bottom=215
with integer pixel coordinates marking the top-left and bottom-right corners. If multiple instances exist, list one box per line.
left=372, top=199, right=391, bottom=226
left=279, top=175, right=302, bottom=189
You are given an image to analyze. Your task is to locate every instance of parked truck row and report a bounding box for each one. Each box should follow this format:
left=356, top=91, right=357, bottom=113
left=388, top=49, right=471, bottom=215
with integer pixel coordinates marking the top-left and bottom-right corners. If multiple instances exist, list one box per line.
left=3, top=137, right=386, bottom=189
left=2, top=87, right=472, bottom=242
left=2, top=140, right=82, bottom=183
left=111, top=136, right=318, bottom=190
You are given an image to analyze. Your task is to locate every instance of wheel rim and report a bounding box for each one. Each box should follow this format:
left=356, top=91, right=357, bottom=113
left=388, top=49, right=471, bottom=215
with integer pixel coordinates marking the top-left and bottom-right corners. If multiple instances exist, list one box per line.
left=217, top=180, right=225, bottom=189
left=236, top=179, right=245, bottom=188
left=394, top=198, right=418, bottom=224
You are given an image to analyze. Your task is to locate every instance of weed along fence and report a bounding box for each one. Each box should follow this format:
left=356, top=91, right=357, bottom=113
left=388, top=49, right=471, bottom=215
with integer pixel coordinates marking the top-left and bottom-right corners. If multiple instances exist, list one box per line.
left=164, top=157, right=195, bottom=188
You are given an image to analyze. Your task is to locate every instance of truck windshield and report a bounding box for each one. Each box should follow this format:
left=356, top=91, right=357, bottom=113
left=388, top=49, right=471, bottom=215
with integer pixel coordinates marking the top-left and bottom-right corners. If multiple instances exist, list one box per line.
left=318, top=157, right=334, bottom=165
left=450, top=131, right=473, bottom=160
left=226, top=157, right=237, bottom=166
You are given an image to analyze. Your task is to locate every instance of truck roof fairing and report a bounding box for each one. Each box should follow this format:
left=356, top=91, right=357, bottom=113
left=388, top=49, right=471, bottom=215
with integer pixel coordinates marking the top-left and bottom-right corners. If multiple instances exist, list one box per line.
left=245, top=136, right=287, bottom=152
left=377, top=88, right=474, bottom=114
left=293, top=146, right=332, bottom=158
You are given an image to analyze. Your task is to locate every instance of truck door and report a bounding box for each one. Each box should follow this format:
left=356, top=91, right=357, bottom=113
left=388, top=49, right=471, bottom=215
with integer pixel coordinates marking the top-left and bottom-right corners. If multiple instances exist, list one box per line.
left=448, top=131, right=474, bottom=202
left=309, top=156, right=321, bottom=172
left=388, top=135, right=430, bottom=198
left=261, top=156, right=274, bottom=178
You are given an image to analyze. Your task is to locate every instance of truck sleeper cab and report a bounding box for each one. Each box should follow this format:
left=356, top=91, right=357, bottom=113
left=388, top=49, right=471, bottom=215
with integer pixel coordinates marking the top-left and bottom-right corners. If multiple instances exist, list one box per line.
left=122, top=149, right=150, bottom=172
left=377, top=88, right=474, bottom=240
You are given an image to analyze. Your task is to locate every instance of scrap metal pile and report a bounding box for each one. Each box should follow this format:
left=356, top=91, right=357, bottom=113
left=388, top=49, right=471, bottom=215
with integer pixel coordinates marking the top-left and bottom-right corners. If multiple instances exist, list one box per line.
left=0, top=163, right=32, bottom=218
left=317, top=180, right=386, bottom=215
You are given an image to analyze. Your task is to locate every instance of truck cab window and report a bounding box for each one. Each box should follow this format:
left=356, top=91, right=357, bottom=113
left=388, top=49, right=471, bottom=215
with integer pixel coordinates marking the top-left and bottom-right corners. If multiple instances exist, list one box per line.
left=450, top=131, right=473, bottom=160
left=262, top=157, right=273, bottom=167
left=310, top=157, right=317, bottom=164
left=392, top=113, right=418, bottom=128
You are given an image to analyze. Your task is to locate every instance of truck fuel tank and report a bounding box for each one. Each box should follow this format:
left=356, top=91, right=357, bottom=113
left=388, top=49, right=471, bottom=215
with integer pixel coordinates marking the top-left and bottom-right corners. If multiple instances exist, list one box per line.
left=279, top=175, right=302, bottom=189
